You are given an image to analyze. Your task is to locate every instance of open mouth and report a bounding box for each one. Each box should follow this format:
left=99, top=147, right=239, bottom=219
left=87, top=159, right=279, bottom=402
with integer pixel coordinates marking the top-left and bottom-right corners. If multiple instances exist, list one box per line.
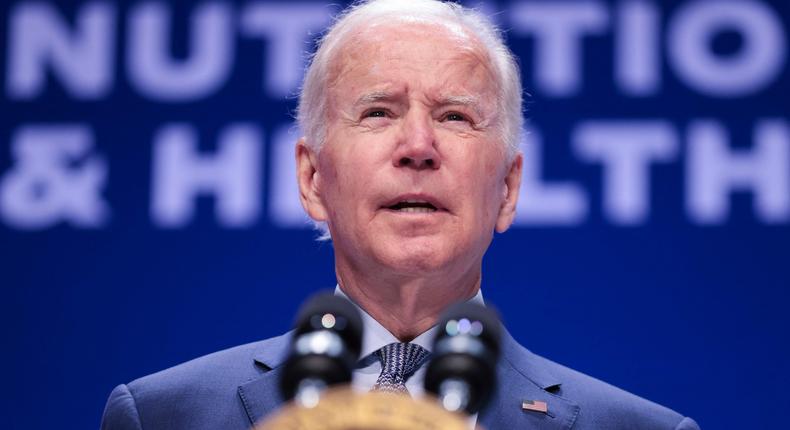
left=385, top=200, right=439, bottom=213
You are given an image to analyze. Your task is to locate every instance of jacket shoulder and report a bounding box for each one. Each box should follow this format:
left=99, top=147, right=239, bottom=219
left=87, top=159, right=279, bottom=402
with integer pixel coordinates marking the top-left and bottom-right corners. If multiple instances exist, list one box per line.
left=101, top=333, right=290, bottom=430
left=129, top=338, right=270, bottom=391
left=508, top=340, right=698, bottom=429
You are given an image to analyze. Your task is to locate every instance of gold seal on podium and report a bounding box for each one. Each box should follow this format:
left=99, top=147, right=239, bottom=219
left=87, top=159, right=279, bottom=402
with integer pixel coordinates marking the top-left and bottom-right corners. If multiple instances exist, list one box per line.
left=255, top=388, right=470, bottom=430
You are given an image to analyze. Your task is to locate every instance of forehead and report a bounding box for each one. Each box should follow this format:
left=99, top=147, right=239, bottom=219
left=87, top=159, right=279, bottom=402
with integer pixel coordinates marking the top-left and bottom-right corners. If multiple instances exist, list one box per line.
left=327, top=22, right=499, bottom=102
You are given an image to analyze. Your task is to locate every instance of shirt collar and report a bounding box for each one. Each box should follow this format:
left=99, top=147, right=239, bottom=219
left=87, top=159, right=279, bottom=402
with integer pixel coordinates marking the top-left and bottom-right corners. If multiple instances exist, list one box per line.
left=334, top=285, right=485, bottom=361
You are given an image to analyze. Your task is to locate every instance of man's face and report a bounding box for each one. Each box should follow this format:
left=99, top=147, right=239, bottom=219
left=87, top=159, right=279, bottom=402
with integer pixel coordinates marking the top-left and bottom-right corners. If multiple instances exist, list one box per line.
left=298, top=23, right=522, bottom=281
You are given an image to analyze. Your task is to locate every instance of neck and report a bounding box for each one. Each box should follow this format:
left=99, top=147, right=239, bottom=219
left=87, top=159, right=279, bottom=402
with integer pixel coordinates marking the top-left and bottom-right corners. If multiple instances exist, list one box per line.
left=336, top=261, right=481, bottom=342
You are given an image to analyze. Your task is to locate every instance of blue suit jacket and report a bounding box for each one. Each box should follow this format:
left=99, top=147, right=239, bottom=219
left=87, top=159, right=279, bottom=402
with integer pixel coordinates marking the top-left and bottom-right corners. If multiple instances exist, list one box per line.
left=101, top=330, right=699, bottom=429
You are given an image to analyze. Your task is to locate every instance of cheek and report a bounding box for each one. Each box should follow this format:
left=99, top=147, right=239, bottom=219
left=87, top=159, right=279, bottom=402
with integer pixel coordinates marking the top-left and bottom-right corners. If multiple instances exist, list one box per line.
left=319, top=147, right=374, bottom=219
left=468, top=156, right=506, bottom=224
left=479, top=180, right=504, bottom=225
left=316, top=153, right=347, bottom=224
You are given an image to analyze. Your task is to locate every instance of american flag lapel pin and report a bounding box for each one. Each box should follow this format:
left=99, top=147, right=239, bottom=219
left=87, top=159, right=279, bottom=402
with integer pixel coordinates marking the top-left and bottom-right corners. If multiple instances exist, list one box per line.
left=522, top=399, right=548, bottom=414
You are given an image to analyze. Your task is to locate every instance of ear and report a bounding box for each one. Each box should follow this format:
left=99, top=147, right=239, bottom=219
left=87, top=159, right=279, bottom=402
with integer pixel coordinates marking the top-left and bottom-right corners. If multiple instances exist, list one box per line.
left=296, top=138, right=329, bottom=222
left=495, top=153, right=523, bottom=233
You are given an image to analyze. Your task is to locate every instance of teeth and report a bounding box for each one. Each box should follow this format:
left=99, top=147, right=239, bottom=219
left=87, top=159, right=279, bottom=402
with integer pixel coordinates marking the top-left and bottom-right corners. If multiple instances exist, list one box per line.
left=398, top=206, right=436, bottom=213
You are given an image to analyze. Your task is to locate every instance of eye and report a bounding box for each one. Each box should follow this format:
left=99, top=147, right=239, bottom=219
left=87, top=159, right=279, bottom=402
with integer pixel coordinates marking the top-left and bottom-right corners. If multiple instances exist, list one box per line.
left=443, top=112, right=468, bottom=122
left=364, top=109, right=388, bottom=118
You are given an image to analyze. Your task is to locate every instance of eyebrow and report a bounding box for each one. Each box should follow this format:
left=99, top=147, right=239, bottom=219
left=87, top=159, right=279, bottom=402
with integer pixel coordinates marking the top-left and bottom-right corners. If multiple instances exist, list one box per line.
left=435, top=95, right=485, bottom=117
left=353, top=91, right=402, bottom=107
left=438, top=95, right=478, bottom=106
left=352, top=91, right=487, bottom=117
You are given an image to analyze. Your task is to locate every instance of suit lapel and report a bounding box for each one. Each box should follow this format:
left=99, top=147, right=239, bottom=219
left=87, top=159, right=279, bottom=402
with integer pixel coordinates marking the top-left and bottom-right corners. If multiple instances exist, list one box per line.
left=237, top=332, right=292, bottom=426
left=237, top=330, right=580, bottom=429
left=478, top=330, right=580, bottom=430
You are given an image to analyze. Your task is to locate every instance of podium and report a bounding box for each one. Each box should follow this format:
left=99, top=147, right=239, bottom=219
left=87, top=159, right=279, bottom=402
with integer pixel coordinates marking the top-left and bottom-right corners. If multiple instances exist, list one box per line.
left=256, top=388, right=470, bottom=430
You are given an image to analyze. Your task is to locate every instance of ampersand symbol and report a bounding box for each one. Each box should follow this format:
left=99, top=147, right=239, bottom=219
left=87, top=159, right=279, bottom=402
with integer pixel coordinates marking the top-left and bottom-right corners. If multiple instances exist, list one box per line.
left=1, top=125, right=110, bottom=229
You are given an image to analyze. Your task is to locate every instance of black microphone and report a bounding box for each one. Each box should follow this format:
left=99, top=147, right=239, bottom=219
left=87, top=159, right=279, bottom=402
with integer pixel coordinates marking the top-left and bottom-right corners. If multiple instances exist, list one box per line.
left=424, top=301, right=502, bottom=415
left=279, top=292, right=363, bottom=406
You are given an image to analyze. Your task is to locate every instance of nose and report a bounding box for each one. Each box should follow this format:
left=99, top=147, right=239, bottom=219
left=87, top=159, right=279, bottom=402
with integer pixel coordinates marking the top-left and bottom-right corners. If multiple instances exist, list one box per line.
left=392, top=110, right=441, bottom=170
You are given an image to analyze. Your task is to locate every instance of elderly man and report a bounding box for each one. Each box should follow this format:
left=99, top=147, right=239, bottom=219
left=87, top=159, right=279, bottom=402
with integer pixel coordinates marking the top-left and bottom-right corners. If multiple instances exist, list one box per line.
left=101, top=1, right=699, bottom=429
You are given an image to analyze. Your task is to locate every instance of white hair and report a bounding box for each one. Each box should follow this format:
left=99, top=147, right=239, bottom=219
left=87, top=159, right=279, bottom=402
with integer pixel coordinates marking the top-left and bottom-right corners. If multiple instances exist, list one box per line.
left=297, top=0, right=524, bottom=239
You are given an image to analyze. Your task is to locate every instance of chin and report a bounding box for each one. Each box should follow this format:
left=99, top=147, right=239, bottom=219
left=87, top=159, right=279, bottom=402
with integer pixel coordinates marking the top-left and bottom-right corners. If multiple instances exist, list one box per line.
left=374, top=239, right=457, bottom=276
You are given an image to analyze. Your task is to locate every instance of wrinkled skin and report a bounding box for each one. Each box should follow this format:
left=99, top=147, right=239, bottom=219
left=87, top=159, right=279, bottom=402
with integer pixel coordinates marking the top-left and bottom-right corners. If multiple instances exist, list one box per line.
left=297, top=22, right=523, bottom=340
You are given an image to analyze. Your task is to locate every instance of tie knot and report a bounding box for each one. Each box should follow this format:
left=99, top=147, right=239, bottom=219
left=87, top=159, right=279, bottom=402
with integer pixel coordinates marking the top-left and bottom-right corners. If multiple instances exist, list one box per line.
left=377, top=342, right=430, bottom=380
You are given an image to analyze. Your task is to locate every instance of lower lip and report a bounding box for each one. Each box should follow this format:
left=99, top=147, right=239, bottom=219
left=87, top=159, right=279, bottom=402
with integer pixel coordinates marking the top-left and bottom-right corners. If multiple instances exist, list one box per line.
left=381, top=208, right=447, bottom=216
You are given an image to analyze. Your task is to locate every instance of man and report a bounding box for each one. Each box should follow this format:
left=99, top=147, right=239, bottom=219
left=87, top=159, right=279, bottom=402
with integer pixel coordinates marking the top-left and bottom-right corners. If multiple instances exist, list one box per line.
left=101, top=1, right=700, bottom=429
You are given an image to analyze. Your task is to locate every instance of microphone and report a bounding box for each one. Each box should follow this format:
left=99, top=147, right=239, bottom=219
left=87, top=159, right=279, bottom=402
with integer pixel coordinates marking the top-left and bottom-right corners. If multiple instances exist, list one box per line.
left=424, top=301, right=502, bottom=415
left=279, top=292, right=363, bottom=407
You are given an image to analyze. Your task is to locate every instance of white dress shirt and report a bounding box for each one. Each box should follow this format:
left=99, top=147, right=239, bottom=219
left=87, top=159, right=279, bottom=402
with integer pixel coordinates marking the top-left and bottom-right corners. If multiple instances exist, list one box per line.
left=334, top=286, right=484, bottom=428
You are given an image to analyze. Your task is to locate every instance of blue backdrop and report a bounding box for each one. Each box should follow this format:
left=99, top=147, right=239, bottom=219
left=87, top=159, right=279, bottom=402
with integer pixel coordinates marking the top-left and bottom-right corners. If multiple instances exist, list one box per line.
left=1, top=1, right=788, bottom=429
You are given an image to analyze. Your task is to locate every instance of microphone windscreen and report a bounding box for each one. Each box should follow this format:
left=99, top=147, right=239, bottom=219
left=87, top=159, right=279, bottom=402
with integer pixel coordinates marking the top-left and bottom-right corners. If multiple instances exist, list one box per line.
left=435, top=301, right=502, bottom=355
left=293, top=292, right=363, bottom=359
left=426, top=301, right=502, bottom=414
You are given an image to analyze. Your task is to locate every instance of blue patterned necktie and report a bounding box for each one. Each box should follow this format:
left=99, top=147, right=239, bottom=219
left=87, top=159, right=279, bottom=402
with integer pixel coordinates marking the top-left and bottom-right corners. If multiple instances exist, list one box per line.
left=371, top=342, right=431, bottom=395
